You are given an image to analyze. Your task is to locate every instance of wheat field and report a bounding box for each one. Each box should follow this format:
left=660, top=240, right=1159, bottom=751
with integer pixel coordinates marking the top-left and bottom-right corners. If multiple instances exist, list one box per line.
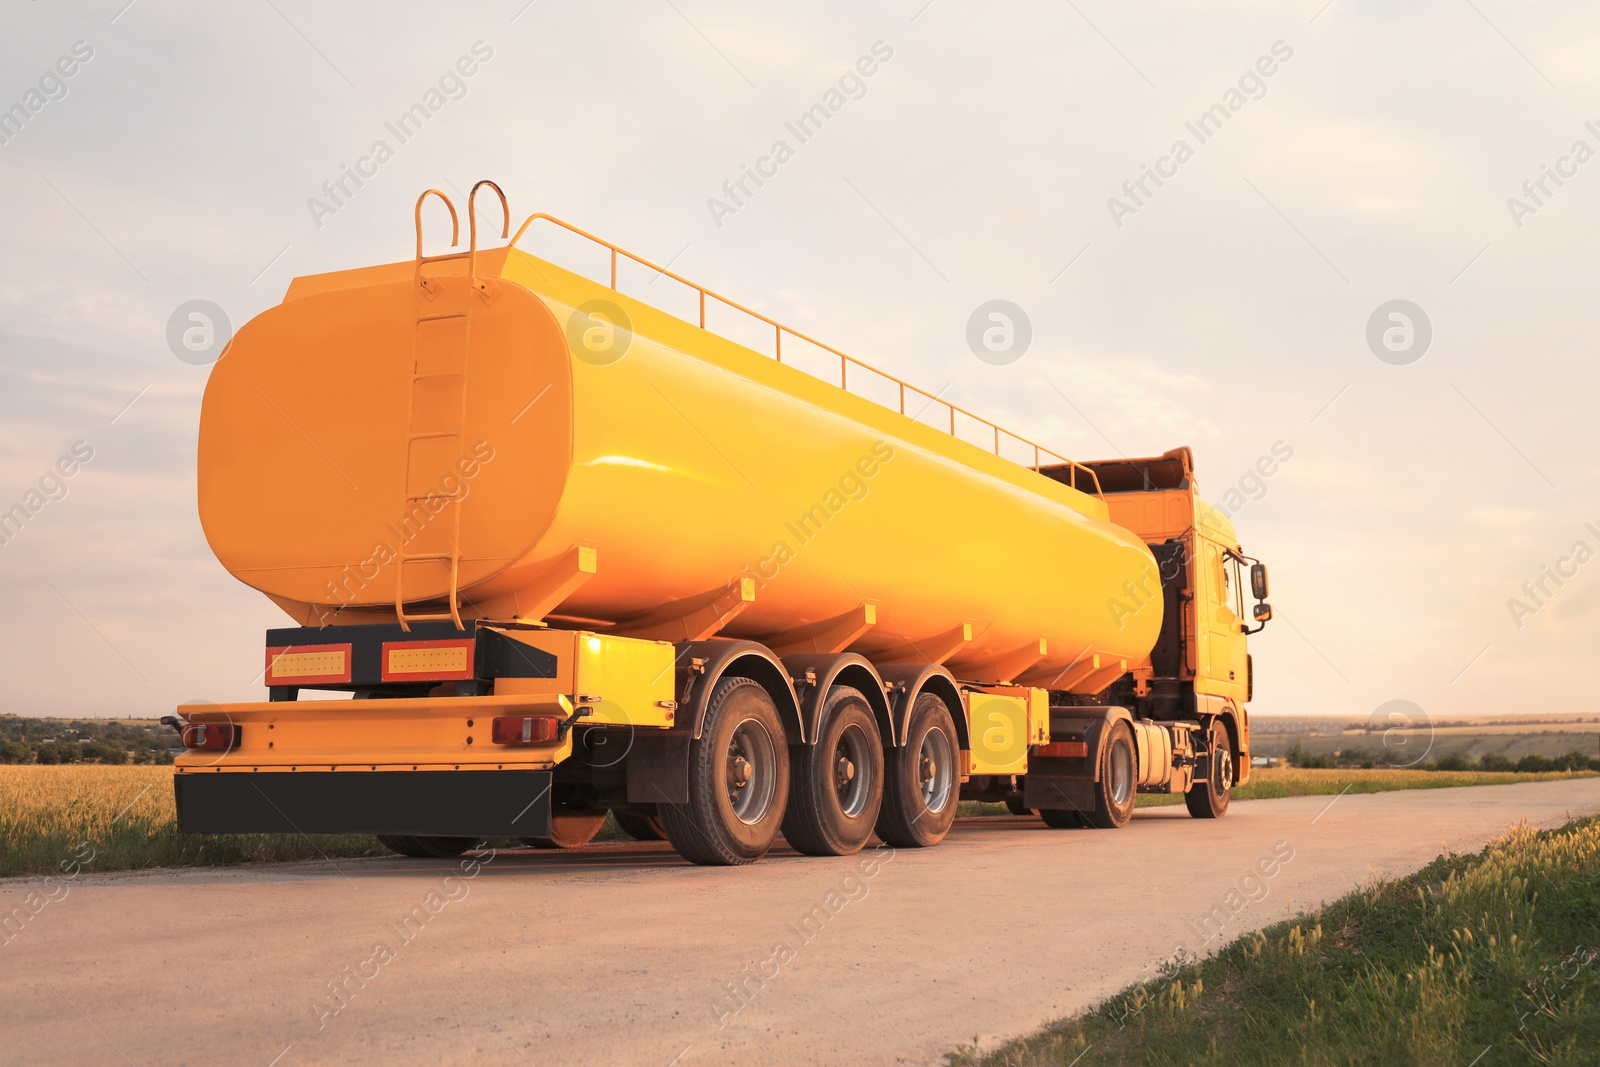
left=0, top=765, right=379, bottom=878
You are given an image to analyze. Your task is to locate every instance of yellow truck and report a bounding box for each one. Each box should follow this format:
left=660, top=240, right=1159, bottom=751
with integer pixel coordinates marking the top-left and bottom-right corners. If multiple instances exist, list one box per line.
left=173, top=183, right=1273, bottom=865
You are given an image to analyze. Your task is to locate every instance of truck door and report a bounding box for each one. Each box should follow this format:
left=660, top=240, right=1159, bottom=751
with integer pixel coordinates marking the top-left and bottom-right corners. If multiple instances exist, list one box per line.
left=1199, top=539, right=1248, bottom=702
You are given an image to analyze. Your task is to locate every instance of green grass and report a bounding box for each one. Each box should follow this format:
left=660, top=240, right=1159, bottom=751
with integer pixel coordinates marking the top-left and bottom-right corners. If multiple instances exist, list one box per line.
left=949, top=816, right=1600, bottom=1067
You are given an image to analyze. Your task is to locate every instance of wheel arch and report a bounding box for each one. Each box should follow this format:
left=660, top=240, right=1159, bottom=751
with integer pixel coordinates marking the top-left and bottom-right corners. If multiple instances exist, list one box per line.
left=676, top=639, right=803, bottom=745
left=780, top=653, right=891, bottom=746
left=1214, top=706, right=1244, bottom=784
left=876, top=663, right=968, bottom=751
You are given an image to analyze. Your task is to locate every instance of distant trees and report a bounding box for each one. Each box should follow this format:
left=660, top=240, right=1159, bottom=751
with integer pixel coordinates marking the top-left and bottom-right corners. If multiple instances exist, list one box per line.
left=1284, top=745, right=1600, bottom=773
left=0, top=716, right=177, bottom=765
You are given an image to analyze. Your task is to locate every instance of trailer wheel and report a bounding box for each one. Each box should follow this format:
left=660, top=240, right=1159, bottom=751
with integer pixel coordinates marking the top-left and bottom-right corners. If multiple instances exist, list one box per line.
left=1083, top=720, right=1137, bottom=829
left=613, top=810, right=666, bottom=841
left=876, top=692, right=959, bottom=848
left=375, top=835, right=478, bottom=858
left=661, top=675, right=790, bottom=865
left=520, top=794, right=608, bottom=849
left=782, top=686, right=884, bottom=856
left=1004, top=792, right=1034, bottom=816
left=1185, top=718, right=1234, bottom=819
left=1038, top=808, right=1083, bottom=828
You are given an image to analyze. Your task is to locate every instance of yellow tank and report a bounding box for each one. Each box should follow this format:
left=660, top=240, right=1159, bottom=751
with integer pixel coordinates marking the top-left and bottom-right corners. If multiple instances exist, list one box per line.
left=198, top=203, right=1160, bottom=690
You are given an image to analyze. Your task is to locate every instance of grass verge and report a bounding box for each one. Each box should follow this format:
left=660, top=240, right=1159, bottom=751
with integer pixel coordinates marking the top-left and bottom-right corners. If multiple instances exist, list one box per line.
left=950, top=815, right=1600, bottom=1067
left=957, top=765, right=1596, bottom=817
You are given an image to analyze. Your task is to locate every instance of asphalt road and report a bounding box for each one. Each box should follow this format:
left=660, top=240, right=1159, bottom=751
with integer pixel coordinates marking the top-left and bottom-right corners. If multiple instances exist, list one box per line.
left=4, top=778, right=1597, bottom=1066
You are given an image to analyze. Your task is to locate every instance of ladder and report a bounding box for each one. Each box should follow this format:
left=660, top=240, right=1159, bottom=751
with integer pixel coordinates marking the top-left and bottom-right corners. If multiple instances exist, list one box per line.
left=394, top=184, right=508, bottom=632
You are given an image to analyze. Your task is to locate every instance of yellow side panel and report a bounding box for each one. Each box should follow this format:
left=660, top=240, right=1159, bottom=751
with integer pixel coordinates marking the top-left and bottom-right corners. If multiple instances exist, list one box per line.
left=1027, top=688, right=1049, bottom=746
left=492, top=628, right=676, bottom=729
left=573, top=631, right=677, bottom=729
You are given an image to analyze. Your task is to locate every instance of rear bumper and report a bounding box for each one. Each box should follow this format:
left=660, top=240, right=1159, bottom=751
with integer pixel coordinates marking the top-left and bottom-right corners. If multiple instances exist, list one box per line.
left=174, top=769, right=553, bottom=838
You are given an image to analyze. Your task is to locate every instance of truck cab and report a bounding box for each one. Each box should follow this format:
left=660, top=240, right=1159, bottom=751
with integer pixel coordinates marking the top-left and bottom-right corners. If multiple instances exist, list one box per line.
left=1053, top=447, right=1272, bottom=782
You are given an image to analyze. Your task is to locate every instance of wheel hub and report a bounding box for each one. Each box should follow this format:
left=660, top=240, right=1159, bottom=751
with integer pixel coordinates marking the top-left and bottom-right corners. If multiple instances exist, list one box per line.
left=724, top=718, right=778, bottom=826
left=835, top=754, right=856, bottom=786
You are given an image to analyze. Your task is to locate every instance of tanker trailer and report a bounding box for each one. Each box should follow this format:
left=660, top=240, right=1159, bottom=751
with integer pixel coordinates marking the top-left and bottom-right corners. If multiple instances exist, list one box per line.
left=172, top=183, right=1274, bottom=865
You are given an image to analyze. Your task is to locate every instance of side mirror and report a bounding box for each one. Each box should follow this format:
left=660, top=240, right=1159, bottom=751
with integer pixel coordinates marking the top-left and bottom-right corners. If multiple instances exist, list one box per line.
left=1250, top=563, right=1269, bottom=600
left=1253, top=602, right=1273, bottom=623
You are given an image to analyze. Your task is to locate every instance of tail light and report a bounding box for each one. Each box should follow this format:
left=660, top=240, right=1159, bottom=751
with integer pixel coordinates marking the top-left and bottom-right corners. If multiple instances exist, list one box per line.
left=182, top=723, right=240, bottom=751
left=1037, top=740, right=1088, bottom=758
left=491, top=716, right=561, bottom=746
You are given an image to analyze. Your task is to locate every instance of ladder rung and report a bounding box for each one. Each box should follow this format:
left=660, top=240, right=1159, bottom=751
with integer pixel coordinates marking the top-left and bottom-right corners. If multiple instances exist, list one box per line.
left=401, top=553, right=455, bottom=563
left=418, top=252, right=472, bottom=264
left=398, top=611, right=460, bottom=622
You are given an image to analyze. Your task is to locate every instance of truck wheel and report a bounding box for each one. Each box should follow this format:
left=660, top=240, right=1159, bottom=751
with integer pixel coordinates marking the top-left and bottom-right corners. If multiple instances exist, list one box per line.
left=876, top=692, right=959, bottom=848
left=613, top=810, right=666, bottom=841
left=376, top=835, right=478, bottom=858
left=1185, top=719, right=1234, bottom=819
left=1083, top=720, right=1137, bottom=829
left=782, top=686, right=885, bottom=856
left=661, top=675, right=790, bottom=865
left=520, top=794, right=608, bottom=849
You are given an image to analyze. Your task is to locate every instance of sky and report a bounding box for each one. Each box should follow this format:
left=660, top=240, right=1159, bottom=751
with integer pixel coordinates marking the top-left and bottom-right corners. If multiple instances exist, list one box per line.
left=1, top=0, right=1596, bottom=724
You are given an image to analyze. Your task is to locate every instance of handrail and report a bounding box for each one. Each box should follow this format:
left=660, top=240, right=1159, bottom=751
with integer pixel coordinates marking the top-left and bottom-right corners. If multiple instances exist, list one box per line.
left=468, top=180, right=509, bottom=275
left=414, top=189, right=459, bottom=260
left=504, top=211, right=1104, bottom=496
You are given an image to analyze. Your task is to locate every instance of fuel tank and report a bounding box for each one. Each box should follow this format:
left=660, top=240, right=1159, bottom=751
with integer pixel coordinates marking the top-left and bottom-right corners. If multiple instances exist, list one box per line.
left=199, top=232, right=1161, bottom=688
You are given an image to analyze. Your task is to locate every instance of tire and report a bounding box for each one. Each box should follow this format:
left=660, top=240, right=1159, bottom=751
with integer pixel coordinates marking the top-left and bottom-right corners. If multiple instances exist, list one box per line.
left=376, top=834, right=478, bottom=858
left=1083, top=720, right=1137, bottom=829
left=782, top=686, right=885, bottom=856
left=520, top=792, right=608, bottom=849
left=1039, top=808, right=1083, bottom=829
left=876, top=692, right=959, bottom=848
left=612, top=810, right=667, bottom=841
left=661, top=675, right=790, bottom=866
left=1004, top=792, right=1034, bottom=817
left=1185, top=718, right=1234, bottom=819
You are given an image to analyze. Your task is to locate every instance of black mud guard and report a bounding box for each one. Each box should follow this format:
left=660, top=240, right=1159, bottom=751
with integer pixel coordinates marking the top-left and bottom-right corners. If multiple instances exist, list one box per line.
left=674, top=639, right=802, bottom=744
left=779, top=652, right=891, bottom=746
left=1048, top=705, right=1134, bottom=781
left=875, top=663, right=966, bottom=750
